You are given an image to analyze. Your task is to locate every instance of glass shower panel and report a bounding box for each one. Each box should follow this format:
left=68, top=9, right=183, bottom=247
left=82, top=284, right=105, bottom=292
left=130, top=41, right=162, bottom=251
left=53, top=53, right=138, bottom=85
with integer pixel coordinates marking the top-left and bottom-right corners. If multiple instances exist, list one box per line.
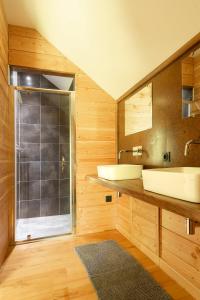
left=15, top=90, right=71, bottom=241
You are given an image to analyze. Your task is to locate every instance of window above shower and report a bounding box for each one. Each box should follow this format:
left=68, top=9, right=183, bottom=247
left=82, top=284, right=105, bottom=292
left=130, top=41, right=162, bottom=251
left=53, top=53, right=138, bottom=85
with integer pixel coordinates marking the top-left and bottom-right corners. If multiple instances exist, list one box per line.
left=10, top=67, right=75, bottom=91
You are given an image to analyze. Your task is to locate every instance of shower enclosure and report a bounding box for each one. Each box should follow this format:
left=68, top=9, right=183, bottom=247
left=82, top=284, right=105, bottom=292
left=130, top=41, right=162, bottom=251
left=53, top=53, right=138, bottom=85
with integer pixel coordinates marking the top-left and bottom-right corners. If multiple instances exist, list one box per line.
left=11, top=69, right=75, bottom=241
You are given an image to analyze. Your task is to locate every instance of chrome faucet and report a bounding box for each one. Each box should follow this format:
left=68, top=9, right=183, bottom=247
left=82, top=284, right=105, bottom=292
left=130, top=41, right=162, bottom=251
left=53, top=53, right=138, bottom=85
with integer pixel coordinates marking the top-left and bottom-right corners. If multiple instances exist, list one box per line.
left=118, top=149, right=126, bottom=160
left=184, top=137, right=200, bottom=156
left=118, top=148, right=143, bottom=160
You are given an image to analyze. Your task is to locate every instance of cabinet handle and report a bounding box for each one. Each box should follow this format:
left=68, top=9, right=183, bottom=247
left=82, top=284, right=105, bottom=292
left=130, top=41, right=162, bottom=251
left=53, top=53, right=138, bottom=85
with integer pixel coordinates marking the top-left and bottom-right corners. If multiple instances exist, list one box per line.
left=186, top=218, right=194, bottom=235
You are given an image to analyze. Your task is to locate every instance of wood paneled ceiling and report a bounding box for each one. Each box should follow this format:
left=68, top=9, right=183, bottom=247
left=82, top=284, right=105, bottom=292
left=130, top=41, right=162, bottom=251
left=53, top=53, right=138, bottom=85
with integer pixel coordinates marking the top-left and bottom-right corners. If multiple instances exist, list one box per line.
left=3, top=0, right=200, bottom=99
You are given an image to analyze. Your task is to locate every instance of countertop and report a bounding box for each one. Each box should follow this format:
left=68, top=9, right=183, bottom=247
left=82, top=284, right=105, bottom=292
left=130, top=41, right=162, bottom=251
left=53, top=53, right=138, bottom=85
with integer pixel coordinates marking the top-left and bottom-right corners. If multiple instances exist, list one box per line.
left=87, top=175, right=200, bottom=223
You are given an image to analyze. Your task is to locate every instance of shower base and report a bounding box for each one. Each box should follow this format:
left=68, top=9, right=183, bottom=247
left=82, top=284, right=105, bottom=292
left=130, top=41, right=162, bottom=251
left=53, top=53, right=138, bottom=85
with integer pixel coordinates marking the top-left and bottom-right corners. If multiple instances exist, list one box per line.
left=16, top=214, right=72, bottom=241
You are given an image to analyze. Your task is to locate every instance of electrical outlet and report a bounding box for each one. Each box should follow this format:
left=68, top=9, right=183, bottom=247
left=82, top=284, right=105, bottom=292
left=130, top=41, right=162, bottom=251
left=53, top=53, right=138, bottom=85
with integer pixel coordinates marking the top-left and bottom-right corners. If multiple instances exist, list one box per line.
left=105, top=195, right=112, bottom=202
left=163, top=152, right=171, bottom=162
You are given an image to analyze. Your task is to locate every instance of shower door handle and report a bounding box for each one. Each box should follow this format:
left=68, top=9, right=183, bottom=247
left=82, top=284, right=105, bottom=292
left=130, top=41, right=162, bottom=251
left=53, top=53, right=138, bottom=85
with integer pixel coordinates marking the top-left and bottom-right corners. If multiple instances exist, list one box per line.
left=61, top=156, right=66, bottom=173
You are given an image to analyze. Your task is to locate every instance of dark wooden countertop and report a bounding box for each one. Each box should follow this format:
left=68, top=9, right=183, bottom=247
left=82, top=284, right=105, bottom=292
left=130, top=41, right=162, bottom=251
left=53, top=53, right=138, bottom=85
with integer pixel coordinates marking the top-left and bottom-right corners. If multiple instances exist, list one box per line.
left=87, top=175, right=200, bottom=223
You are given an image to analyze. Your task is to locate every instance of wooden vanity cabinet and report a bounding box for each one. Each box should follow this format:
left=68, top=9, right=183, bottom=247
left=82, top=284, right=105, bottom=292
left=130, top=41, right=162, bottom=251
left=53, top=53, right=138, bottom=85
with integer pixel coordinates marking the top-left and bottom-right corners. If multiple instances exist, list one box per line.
left=116, top=195, right=200, bottom=298
left=116, top=195, right=200, bottom=299
left=88, top=176, right=200, bottom=297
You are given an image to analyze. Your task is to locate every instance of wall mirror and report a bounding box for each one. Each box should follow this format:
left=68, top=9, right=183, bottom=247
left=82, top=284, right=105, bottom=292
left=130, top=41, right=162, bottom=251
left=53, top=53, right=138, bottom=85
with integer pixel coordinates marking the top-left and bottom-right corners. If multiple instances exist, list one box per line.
left=181, top=46, right=200, bottom=118
left=125, top=82, right=152, bottom=136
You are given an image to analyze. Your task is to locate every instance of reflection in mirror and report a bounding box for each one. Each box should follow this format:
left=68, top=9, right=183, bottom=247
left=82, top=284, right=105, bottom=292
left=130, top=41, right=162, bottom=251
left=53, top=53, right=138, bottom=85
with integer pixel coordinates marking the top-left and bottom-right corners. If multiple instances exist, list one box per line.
left=125, top=83, right=152, bottom=136
left=181, top=47, right=200, bottom=118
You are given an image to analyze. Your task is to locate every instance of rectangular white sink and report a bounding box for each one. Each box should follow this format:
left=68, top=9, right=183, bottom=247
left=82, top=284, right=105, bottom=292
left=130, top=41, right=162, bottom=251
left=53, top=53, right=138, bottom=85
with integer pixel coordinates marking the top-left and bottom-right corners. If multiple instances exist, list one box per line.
left=97, top=164, right=143, bottom=180
left=142, top=167, right=200, bottom=203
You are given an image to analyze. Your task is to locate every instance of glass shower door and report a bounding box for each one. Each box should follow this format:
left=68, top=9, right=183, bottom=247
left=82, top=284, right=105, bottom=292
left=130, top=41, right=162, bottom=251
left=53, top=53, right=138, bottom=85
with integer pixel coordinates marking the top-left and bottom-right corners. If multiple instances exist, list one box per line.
left=15, top=89, right=72, bottom=241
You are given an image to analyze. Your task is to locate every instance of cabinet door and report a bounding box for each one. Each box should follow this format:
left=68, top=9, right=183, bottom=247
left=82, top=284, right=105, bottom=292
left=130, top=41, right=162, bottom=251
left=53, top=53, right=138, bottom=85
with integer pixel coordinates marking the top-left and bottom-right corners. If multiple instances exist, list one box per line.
left=116, top=194, right=132, bottom=240
left=131, top=197, right=159, bottom=255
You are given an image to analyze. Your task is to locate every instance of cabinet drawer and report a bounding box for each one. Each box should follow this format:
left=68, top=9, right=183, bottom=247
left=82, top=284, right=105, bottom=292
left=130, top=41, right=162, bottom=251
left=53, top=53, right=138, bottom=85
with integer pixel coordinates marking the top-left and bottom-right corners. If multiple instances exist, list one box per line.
left=132, top=197, right=158, bottom=224
left=161, top=209, right=200, bottom=245
left=161, top=227, right=200, bottom=289
left=161, top=227, right=200, bottom=271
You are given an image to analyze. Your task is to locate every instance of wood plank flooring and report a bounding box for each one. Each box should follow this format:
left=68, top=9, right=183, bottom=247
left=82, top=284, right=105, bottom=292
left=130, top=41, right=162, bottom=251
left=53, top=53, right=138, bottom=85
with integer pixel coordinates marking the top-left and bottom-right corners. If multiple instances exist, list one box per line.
left=0, top=230, right=193, bottom=300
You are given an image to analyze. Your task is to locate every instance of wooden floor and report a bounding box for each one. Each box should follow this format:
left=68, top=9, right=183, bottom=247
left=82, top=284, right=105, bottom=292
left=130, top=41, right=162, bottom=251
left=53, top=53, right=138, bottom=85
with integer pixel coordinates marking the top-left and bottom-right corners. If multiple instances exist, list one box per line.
left=0, top=230, right=194, bottom=300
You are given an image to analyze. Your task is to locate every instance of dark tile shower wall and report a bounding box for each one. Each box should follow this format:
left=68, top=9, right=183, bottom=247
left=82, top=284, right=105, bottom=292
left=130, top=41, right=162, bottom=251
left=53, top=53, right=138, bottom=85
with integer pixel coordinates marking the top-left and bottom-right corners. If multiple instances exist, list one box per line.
left=16, top=73, right=70, bottom=218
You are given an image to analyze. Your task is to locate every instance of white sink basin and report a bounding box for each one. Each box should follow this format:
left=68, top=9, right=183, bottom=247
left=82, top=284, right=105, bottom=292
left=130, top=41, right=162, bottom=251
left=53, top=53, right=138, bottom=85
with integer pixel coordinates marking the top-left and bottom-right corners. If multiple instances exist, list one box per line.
left=97, top=164, right=143, bottom=180
left=142, top=167, right=200, bottom=203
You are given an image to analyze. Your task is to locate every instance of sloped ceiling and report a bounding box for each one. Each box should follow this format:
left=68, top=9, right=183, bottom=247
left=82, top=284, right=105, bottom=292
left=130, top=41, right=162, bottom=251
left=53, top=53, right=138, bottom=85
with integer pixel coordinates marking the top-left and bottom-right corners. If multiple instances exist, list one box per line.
left=3, top=0, right=200, bottom=99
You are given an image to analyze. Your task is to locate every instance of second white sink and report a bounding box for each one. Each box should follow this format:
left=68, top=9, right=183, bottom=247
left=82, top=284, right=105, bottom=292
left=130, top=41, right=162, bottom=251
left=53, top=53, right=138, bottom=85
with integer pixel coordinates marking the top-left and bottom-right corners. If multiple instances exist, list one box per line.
left=97, top=164, right=143, bottom=180
left=142, top=167, right=200, bottom=203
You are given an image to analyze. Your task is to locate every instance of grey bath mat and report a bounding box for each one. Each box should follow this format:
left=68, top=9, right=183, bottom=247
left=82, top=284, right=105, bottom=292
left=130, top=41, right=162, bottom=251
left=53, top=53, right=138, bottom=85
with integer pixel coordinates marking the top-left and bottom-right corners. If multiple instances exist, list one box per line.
left=75, top=240, right=172, bottom=300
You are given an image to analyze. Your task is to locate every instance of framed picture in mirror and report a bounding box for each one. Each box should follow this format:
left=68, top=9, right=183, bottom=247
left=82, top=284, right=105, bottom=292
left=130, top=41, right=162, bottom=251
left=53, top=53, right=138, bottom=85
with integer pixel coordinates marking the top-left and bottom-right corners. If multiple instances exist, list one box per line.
left=125, top=82, right=152, bottom=136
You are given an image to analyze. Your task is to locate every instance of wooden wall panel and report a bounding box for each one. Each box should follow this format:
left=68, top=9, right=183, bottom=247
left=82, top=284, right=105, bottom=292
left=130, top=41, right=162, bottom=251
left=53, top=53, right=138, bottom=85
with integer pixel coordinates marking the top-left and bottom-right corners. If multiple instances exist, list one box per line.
left=9, top=34, right=63, bottom=56
left=76, top=205, right=116, bottom=234
left=8, top=25, right=117, bottom=235
left=9, top=50, right=78, bottom=74
left=0, top=1, right=14, bottom=266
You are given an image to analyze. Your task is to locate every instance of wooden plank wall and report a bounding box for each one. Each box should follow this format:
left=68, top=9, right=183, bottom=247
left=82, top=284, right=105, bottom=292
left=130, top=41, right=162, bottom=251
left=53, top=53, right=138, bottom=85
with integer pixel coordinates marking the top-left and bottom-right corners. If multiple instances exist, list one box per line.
left=8, top=25, right=117, bottom=235
left=0, top=1, right=14, bottom=265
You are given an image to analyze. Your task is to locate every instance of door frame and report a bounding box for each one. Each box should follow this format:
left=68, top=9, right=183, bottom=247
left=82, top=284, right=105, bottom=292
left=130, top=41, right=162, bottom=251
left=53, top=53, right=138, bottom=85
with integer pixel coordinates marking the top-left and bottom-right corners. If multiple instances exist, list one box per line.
left=11, top=86, right=76, bottom=244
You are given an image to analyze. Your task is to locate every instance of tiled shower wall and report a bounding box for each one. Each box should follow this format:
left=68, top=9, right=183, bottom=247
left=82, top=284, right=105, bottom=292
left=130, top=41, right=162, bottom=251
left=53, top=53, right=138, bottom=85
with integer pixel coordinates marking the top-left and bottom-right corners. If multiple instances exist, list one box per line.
left=16, top=73, right=70, bottom=218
